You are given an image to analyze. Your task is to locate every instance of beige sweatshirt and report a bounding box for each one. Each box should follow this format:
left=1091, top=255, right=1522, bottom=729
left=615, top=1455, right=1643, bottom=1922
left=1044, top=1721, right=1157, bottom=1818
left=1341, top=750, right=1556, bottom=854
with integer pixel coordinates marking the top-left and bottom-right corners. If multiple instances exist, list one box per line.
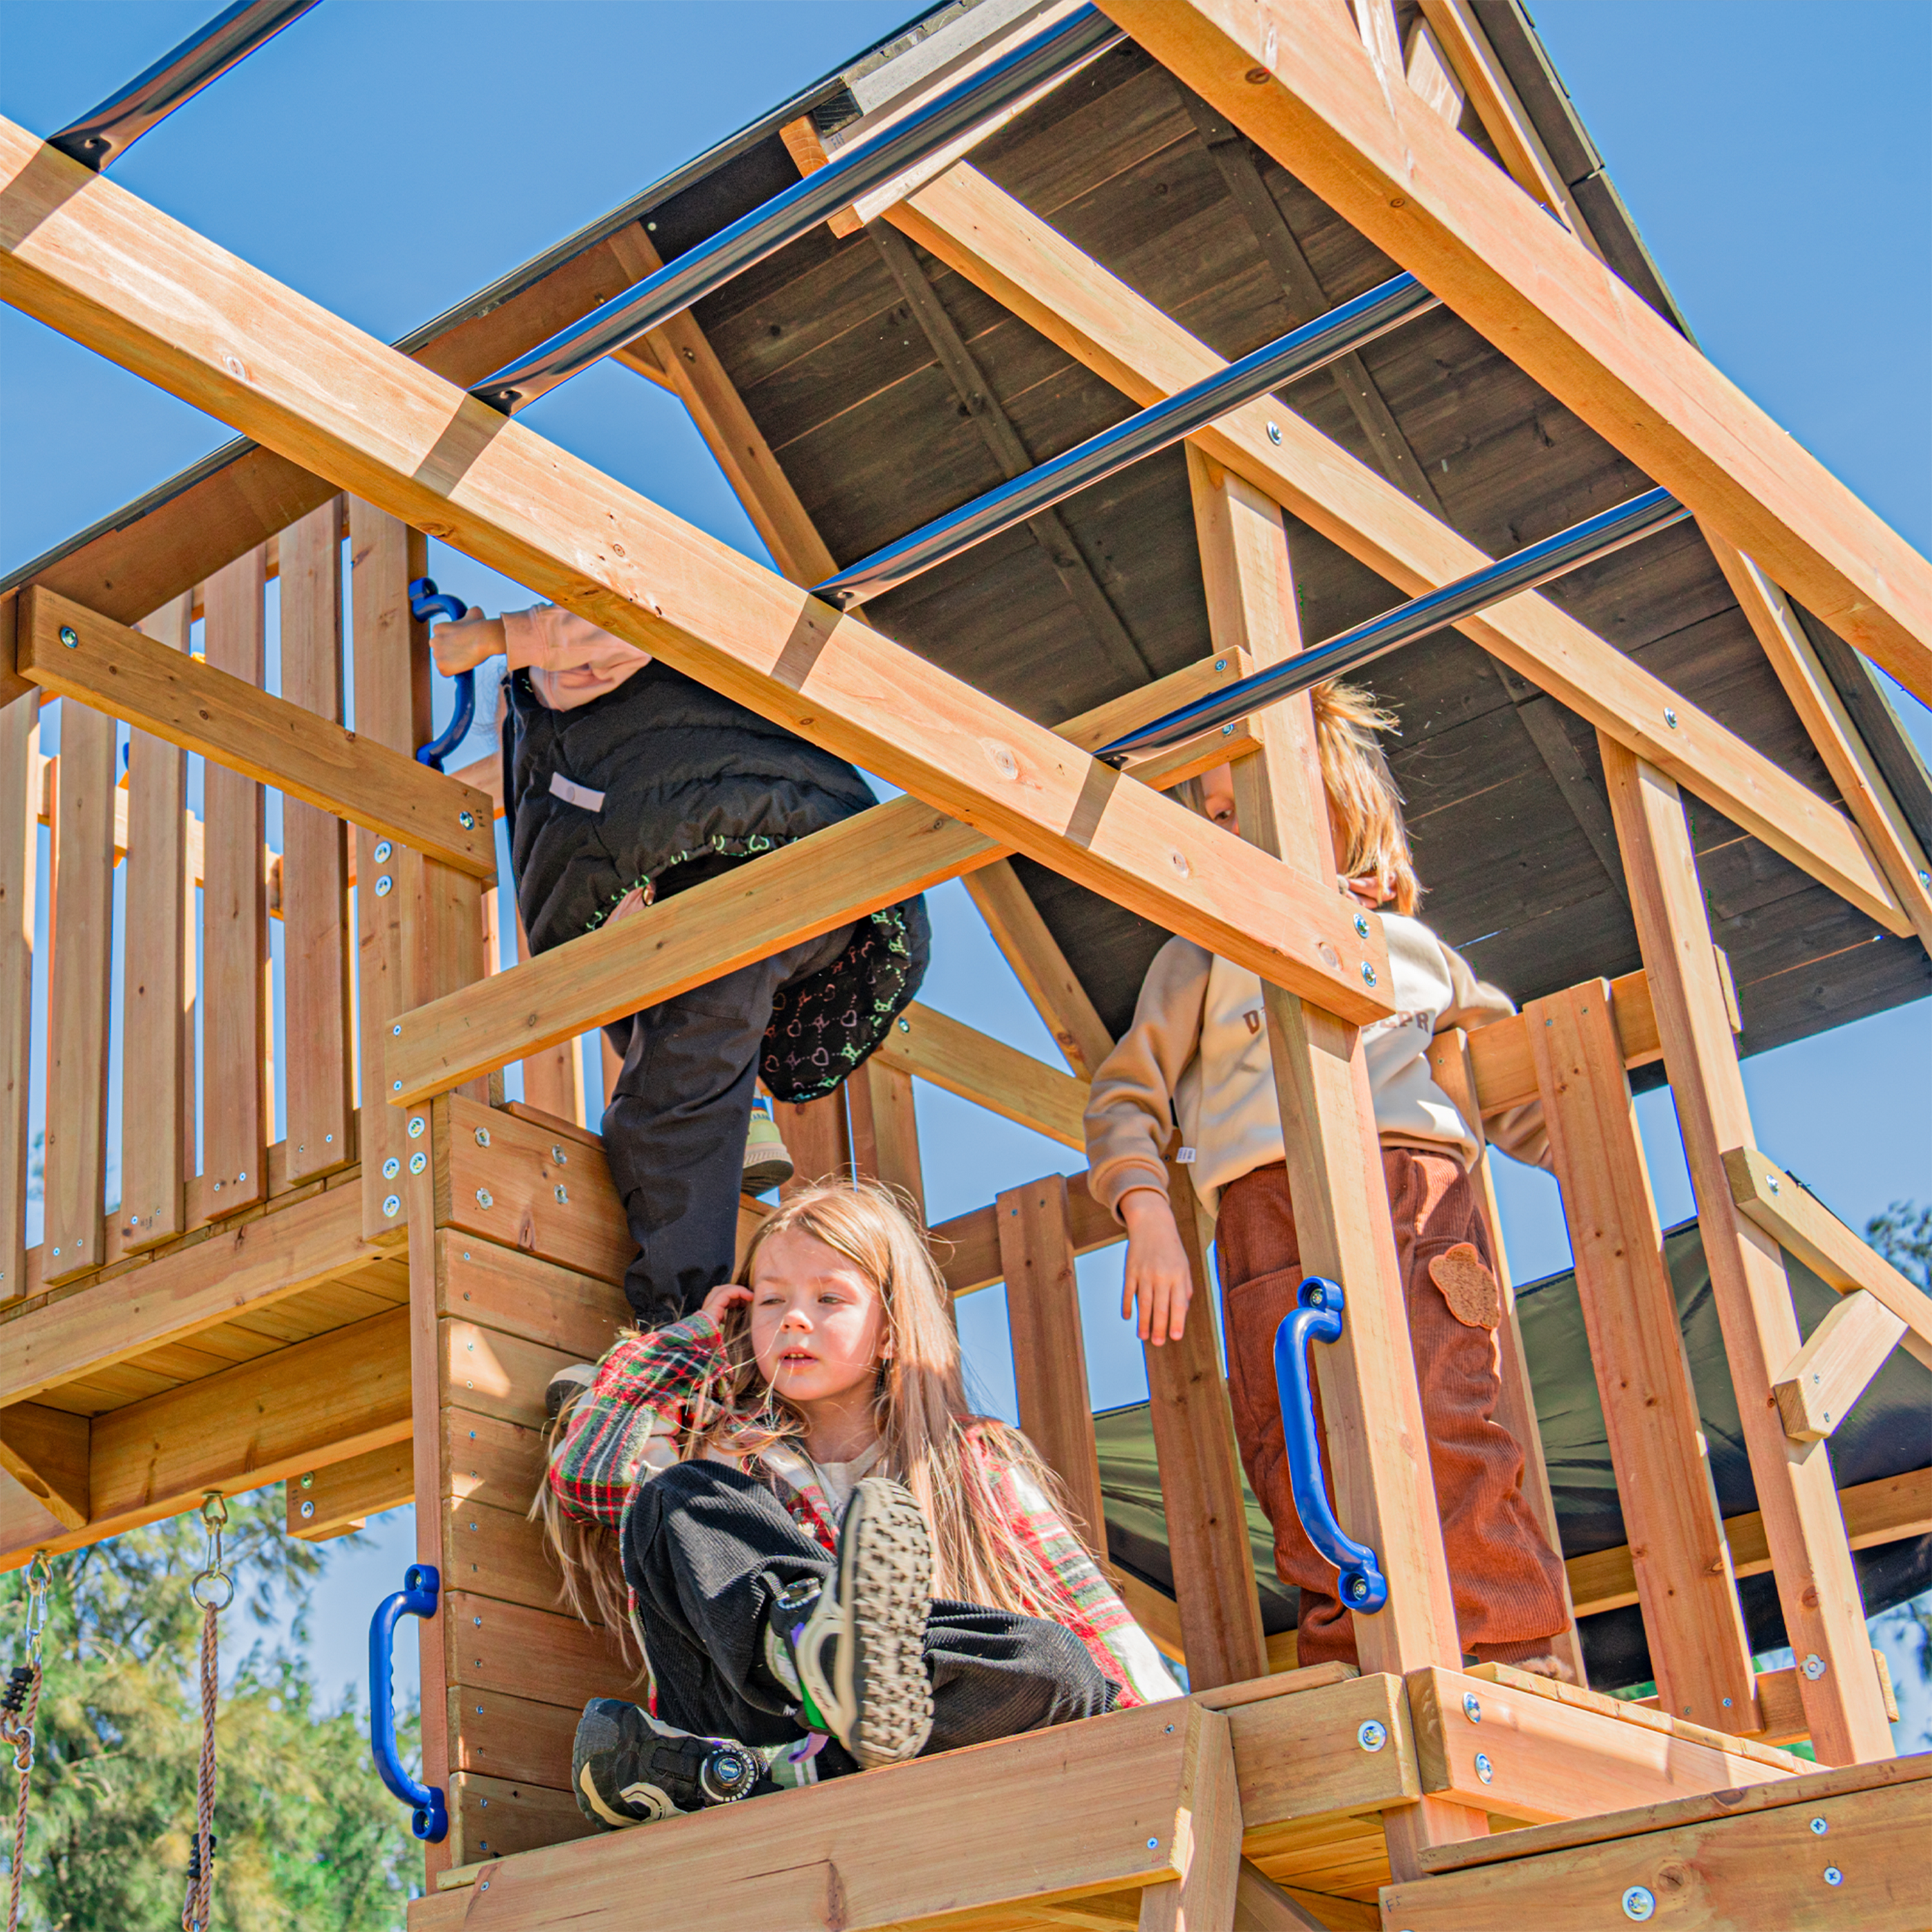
left=1084, top=913, right=1548, bottom=1221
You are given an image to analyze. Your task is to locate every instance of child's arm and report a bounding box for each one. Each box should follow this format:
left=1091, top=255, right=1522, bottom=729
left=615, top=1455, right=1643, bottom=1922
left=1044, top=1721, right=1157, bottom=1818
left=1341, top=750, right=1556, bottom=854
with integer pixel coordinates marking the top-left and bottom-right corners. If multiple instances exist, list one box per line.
left=1435, top=940, right=1550, bottom=1168
left=1084, top=939, right=1211, bottom=1344
left=430, top=604, right=652, bottom=705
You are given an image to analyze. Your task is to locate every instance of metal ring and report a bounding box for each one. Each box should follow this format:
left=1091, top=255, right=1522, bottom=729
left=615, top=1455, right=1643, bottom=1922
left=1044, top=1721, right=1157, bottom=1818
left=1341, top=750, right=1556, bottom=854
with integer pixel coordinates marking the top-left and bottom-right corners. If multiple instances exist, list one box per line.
left=191, top=1568, right=236, bottom=1612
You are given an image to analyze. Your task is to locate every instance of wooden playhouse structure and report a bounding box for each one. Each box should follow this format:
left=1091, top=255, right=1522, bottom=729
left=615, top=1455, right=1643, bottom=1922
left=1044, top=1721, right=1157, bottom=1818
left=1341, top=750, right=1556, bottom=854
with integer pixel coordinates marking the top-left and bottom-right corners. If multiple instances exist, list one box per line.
left=3, top=1, right=1931, bottom=1926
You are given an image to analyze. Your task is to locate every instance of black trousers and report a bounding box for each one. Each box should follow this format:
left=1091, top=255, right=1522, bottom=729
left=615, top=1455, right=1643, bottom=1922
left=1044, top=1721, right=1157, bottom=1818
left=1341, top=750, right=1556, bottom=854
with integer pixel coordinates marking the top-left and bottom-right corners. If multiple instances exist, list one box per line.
left=601, top=922, right=855, bottom=1325
left=623, top=1461, right=1116, bottom=1772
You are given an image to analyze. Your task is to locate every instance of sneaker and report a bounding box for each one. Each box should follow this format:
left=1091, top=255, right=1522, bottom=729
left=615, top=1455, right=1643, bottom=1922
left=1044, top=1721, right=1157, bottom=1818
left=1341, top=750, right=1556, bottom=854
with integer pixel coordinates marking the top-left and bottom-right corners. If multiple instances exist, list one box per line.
left=743, top=1106, right=795, bottom=1194
left=544, top=1361, right=596, bottom=1422
left=764, top=1476, right=934, bottom=1769
left=571, top=1700, right=764, bottom=1829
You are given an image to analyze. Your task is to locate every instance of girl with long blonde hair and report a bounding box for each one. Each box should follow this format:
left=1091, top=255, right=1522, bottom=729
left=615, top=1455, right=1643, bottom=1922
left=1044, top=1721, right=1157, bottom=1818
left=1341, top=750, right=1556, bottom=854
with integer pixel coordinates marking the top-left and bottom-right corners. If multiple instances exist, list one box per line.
left=541, top=1181, right=1177, bottom=1830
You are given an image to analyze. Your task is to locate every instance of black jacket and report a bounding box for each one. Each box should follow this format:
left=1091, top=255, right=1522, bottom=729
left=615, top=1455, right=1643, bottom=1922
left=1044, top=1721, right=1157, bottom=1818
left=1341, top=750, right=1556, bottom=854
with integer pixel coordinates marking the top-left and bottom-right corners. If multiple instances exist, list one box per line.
left=502, top=659, right=928, bottom=1102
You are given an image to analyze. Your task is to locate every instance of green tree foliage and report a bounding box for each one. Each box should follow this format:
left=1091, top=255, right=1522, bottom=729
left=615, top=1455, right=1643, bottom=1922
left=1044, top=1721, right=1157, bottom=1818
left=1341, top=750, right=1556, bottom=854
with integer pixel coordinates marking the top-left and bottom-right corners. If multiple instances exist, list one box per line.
left=1, top=1495, right=419, bottom=1930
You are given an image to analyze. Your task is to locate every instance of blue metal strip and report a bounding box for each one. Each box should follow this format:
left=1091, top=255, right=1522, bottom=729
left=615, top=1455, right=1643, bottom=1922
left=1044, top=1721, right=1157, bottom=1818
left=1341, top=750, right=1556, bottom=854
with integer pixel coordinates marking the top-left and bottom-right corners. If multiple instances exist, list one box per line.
left=1100, top=487, right=1690, bottom=762
left=812, top=272, right=1440, bottom=608
left=469, top=4, right=1124, bottom=413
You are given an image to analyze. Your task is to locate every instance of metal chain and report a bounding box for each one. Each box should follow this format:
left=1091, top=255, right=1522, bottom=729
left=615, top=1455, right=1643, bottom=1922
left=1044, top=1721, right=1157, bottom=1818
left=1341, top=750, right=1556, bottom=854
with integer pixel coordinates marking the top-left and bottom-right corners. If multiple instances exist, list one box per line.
left=3, top=1552, right=52, bottom=1932
left=182, top=1496, right=231, bottom=1932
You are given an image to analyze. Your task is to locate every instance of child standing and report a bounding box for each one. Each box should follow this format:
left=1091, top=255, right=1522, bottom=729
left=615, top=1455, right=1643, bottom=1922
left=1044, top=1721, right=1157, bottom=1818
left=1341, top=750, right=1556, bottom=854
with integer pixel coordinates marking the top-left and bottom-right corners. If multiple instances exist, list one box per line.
left=432, top=605, right=929, bottom=1328
left=540, top=1183, right=1177, bottom=1827
left=1083, top=681, right=1569, bottom=1674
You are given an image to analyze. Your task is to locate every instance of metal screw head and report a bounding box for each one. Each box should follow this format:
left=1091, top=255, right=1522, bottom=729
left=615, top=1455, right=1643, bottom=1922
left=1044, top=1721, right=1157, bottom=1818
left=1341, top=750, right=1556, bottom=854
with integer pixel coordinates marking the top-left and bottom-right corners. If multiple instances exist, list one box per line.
left=1356, top=1719, right=1388, bottom=1752
left=898, top=1017, right=911, bottom=1032
left=1354, top=913, right=1370, bottom=938
left=1622, top=1887, right=1656, bottom=1922
left=1823, top=1867, right=1842, bottom=1887
left=408, top=1116, right=425, bottom=1139
left=383, top=1157, right=400, bottom=1180
left=409, top=1151, right=427, bottom=1175
left=475, top=1188, right=493, bottom=1209
left=1802, top=1653, right=1826, bottom=1680
left=392, top=1079, right=402, bottom=1091
left=299, top=1499, right=315, bottom=1519
left=375, top=875, right=393, bottom=897
left=1215, top=659, right=1227, bottom=672
left=374, top=840, right=393, bottom=864
left=59, top=625, right=79, bottom=648
left=1474, top=1752, right=1493, bottom=1784
left=1345, top=1574, right=1370, bottom=1602
left=475, top=1126, right=491, bottom=1147
left=1361, top=962, right=1377, bottom=985
left=1768, top=1175, right=1781, bottom=1192
left=459, top=810, right=477, bottom=830
left=1663, top=708, right=1679, bottom=728
left=1463, top=1692, right=1481, bottom=1723
left=550, top=1145, right=568, bottom=1165
left=1265, top=421, right=1283, bottom=446
left=1146, top=1839, right=1159, bottom=1851
left=554, top=1184, right=569, bottom=1204
left=383, top=1193, right=401, bottom=1217
left=1809, top=1817, right=1828, bottom=1835
left=392, top=1023, right=402, bottom=1037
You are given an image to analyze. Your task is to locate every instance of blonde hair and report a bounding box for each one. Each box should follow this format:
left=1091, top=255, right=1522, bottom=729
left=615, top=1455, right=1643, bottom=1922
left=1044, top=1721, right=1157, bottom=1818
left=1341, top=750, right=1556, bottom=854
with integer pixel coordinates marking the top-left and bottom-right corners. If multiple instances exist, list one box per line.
left=535, top=1183, right=1084, bottom=1663
left=1183, top=677, right=1421, bottom=914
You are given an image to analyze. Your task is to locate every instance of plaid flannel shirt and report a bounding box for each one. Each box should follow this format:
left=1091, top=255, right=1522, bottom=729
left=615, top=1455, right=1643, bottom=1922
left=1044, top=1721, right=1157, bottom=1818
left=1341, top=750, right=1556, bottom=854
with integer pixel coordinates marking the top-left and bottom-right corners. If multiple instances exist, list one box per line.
left=547, top=1313, right=1179, bottom=1708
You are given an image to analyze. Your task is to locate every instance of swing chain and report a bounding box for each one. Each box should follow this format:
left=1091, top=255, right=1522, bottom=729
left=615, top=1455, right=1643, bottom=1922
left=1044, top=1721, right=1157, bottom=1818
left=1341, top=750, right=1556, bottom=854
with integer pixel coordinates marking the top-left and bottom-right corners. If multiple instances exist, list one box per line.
left=3, top=1552, right=52, bottom=1932
left=182, top=1495, right=229, bottom=1932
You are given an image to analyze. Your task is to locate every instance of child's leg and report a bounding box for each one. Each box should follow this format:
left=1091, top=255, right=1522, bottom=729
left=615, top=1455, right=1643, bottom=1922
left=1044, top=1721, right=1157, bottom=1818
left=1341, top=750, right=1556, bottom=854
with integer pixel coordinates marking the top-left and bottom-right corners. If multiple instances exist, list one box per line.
left=923, top=1604, right=1117, bottom=1749
left=603, top=923, right=854, bottom=1325
left=1385, top=1151, right=1569, bottom=1665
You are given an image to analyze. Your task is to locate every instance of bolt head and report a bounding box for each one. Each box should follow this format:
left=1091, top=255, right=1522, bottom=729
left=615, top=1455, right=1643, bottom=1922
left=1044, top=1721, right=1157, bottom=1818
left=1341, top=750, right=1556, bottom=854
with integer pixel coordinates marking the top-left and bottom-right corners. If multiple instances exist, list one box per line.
left=374, top=840, right=393, bottom=864
left=475, top=1126, right=491, bottom=1147
left=383, top=1193, right=401, bottom=1217
left=459, top=811, right=476, bottom=830
left=1664, top=708, right=1679, bottom=728
left=1474, top=1751, right=1493, bottom=1783
left=375, top=874, right=393, bottom=897
left=410, top=1151, right=427, bottom=1175
left=475, top=1189, right=493, bottom=1209
left=383, top=1157, right=400, bottom=1179
left=1810, top=1817, right=1828, bottom=1835
left=1265, top=421, right=1283, bottom=445
left=1824, top=1868, right=1842, bottom=1887
left=408, top=1116, right=425, bottom=1138
left=1802, top=1653, right=1826, bottom=1680
left=554, top=1184, right=569, bottom=1203
left=1622, top=1887, right=1656, bottom=1922
left=1361, top=962, right=1377, bottom=985
left=1354, top=913, right=1370, bottom=938
left=59, top=625, right=79, bottom=648
left=1463, top=1692, right=1481, bottom=1723
left=1356, top=1719, right=1387, bottom=1752
left=299, top=1499, right=315, bottom=1519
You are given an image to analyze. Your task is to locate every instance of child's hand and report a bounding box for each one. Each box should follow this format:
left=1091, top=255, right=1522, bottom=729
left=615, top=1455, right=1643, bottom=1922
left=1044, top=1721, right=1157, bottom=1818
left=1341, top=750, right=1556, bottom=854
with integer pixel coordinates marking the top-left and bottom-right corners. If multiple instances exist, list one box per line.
left=701, top=1283, right=752, bottom=1325
left=431, top=607, right=506, bottom=675
left=1119, top=1188, right=1193, bottom=1345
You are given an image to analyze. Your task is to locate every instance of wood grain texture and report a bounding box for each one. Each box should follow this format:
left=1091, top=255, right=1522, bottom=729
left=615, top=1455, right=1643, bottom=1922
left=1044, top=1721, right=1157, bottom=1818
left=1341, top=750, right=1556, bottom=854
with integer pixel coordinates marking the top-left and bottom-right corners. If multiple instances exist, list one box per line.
left=0, top=695, right=35, bottom=1299
left=287, top=1437, right=412, bottom=1539
left=41, top=693, right=115, bottom=1280
left=875, top=1002, right=1090, bottom=1149
left=963, top=858, right=1115, bottom=1077
left=118, top=594, right=191, bottom=1250
left=1137, top=1705, right=1240, bottom=1932
left=1772, top=1289, right=1907, bottom=1443
left=0, top=1402, right=89, bottom=1529
left=1463, top=967, right=1659, bottom=1114
left=849, top=1058, right=927, bottom=1226
left=1602, top=737, right=1894, bottom=1766
left=1526, top=979, right=1754, bottom=1730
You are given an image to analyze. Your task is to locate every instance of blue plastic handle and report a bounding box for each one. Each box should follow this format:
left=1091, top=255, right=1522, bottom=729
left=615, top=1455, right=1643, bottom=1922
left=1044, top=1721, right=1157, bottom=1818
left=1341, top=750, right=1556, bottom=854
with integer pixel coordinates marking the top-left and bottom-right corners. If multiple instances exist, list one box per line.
left=1273, top=1278, right=1389, bottom=1615
left=369, top=1562, right=448, bottom=1842
left=409, top=576, right=477, bottom=773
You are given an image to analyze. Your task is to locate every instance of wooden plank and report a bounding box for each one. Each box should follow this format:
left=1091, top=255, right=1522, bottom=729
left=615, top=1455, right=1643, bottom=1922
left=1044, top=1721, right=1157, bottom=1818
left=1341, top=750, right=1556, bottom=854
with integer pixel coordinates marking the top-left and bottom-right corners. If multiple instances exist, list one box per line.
left=437, top=1232, right=628, bottom=1362
left=772, top=1089, right=851, bottom=1195
left=450, top=1772, right=591, bottom=1867
left=0, top=132, right=1391, bottom=1023
left=200, top=547, right=270, bottom=1219
left=41, top=692, right=115, bottom=1280
left=961, top=860, right=1114, bottom=1077
left=888, top=164, right=1904, bottom=932
left=511, top=905, right=585, bottom=1128
left=279, top=499, right=356, bottom=1184
left=929, top=1172, right=1122, bottom=1298
left=1772, top=1290, right=1908, bottom=1443
left=287, top=1437, right=412, bottom=1540
left=1000, top=1175, right=1107, bottom=1556
left=1526, top=979, right=1755, bottom=1730
left=1144, top=1156, right=1269, bottom=1691
left=443, top=1408, right=547, bottom=1522
left=448, top=1684, right=576, bottom=1787
left=1602, top=737, right=1893, bottom=1765
left=1424, top=1029, right=1584, bottom=1687
left=1385, top=1766, right=1930, bottom=1930
left=1192, top=449, right=1480, bottom=1875
left=436, top=1095, right=630, bottom=1286
left=442, top=1319, right=576, bottom=1431
left=1724, top=1145, right=1932, bottom=1374
left=875, top=1003, right=1091, bottom=1149
left=0, top=694, right=34, bottom=1299
left=1463, top=967, right=1659, bottom=1114
left=118, top=594, right=192, bottom=1250
left=1233, top=1861, right=1329, bottom=1932
left=1098, top=0, right=1932, bottom=702
left=444, top=1592, right=637, bottom=1712
left=1137, top=1705, right=1240, bottom=1932
left=0, top=1181, right=374, bottom=1406
left=440, top=1497, right=578, bottom=1618
left=1228, top=1672, right=1420, bottom=1846
left=19, top=589, right=495, bottom=881
left=848, top=1058, right=927, bottom=1226
left=0, top=1401, right=89, bottom=1529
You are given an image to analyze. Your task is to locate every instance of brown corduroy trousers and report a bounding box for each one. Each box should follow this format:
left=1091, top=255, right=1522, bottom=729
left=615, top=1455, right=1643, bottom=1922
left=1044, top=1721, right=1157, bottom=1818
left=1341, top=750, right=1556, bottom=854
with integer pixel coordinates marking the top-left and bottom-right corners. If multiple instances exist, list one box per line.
left=1215, top=1151, right=1569, bottom=1669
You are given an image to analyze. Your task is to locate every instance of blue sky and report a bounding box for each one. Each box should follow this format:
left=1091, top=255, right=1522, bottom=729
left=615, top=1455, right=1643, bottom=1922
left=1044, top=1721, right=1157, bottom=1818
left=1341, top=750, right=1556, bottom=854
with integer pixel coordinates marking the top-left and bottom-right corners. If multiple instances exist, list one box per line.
left=3, top=2, right=1927, bottom=1726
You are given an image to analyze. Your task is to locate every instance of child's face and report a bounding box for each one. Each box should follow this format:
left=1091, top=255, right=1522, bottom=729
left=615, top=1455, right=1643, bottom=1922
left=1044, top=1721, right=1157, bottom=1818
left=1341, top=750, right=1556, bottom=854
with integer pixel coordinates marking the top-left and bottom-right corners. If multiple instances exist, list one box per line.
left=1199, top=765, right=1239, bottom=835
left=748, top=1228, right=887, bottom=1411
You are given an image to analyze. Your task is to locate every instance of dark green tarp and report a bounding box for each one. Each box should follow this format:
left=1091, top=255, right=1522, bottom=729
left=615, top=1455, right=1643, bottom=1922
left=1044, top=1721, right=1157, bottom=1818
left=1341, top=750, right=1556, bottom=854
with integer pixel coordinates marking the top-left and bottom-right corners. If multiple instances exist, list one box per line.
left=1097, top=1218, right=1931, bottom=1690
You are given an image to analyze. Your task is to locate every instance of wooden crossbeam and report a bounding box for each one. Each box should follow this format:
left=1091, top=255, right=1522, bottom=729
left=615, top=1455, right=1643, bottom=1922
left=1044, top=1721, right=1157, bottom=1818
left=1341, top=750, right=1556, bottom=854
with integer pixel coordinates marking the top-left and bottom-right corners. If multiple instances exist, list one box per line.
left=887, top=163, right=1908, bottom=934
left=287, top=1438, right=412, bottom=1541
left=962, top=859, right=1115, bottom=1077
left=1772, top=1290, right=1908, bottom=1444
left=0, top=118, right=1387, bottom=1042
left=18, top=586, right=496, bottom=880
left=876, top=1003, right=1090, bottom=1148
left=1101, top=0, right=1932, bottom=703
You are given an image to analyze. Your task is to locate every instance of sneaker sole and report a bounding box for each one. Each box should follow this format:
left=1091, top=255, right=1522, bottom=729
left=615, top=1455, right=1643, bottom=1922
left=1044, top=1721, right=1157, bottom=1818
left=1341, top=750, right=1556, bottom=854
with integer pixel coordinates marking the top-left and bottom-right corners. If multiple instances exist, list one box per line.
left=838, top=1477, right=935, bottom=1769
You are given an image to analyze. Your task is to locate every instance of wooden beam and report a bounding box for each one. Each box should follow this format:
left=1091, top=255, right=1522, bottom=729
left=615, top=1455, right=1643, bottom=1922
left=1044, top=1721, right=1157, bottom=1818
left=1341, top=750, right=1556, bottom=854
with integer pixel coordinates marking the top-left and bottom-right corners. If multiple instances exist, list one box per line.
left=1772, top=1290, right=1908, bottom=1444
left=1527, top=979, right=1756, bottom=1731
left=1723, top=1145, right=1932, bottom=1375
left=0, top=120, right=1388, bottom=1034
left=847, top=1059, right=926, bottom=1226
left=772, top=1089, right=851, bottom=1195
left=1465, top=967, right=1659, bottom=1114
left=287, top=1437, right=412, bottom=1540
left=19, top=587, right=495, bottom=880
left=1097, top=0, right=1932, bottom=703
left=1137, top=1705, right=1240, bottom=1932
left=962, top=860, right=1114, bottom=1077
left=887, top=163, right=1906, bottom=933
left=930, top=1170, right=1122, bottom=1296
left=1602, top=738, right=1893, bottom=1765
left=0, top=694, right=34, bottom=1299
left=0, top=1402, right=89, bottom=1530
left=1233, top=1861, right=1328, bottom=1932
left=999, top=1175, right=1107, bottom=1556
left=875, top=1002, right=1090, bottom=1148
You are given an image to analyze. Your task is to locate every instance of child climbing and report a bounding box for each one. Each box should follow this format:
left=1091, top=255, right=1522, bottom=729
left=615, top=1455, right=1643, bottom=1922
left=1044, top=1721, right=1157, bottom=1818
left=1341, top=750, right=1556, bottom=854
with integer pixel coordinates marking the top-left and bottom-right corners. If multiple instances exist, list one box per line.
left=431, top=603, right=930, bottom=1327
left=537, top=1182, right=1179, bottom=1829
left=1083, top=679, right=1571, bottom=1675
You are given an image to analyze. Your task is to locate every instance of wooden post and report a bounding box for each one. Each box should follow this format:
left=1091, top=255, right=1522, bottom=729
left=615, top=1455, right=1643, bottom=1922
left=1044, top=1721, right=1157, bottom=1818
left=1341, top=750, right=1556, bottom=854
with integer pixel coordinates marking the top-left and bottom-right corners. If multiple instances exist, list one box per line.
left=772, top=1089, right=851, bottom=1195
left=351, top=502, right=429, bottom=1244
left=200, top=547, right=270, bottom=1218
left=1189, top=450, right=1482, bottom=1870
left=999, top=1175, right=1106, bottom=1558
left=1136, top=1704, right=1241, bottom=1932
left=849, top=1058, right=925, bottom=1226
left=281, top=498, right=355, bottom=1184
left=1427, top=1028, right=1587, bottom=1688
left=1600, top=735, right=1894, bottom=1765
left=0, top=692, right=35, bottom=1299
left=962, top=860, right=1115, bottom=1077
left=513, top=905, right=585, bottom=1126
left=1526, top=981, right=1755, bottom=1728
left=1146, top=1155, right=1269, bottom=1690
left=118, top=595, right=191, bottom=1251
left=43, top=693, right=116, bottom=1282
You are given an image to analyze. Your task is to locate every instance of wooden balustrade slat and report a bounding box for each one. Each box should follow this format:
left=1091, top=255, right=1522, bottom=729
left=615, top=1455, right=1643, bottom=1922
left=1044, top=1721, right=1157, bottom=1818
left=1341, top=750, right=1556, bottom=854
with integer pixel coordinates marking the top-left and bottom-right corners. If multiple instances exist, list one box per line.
left=0, top=694, right=37, bottom=1300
